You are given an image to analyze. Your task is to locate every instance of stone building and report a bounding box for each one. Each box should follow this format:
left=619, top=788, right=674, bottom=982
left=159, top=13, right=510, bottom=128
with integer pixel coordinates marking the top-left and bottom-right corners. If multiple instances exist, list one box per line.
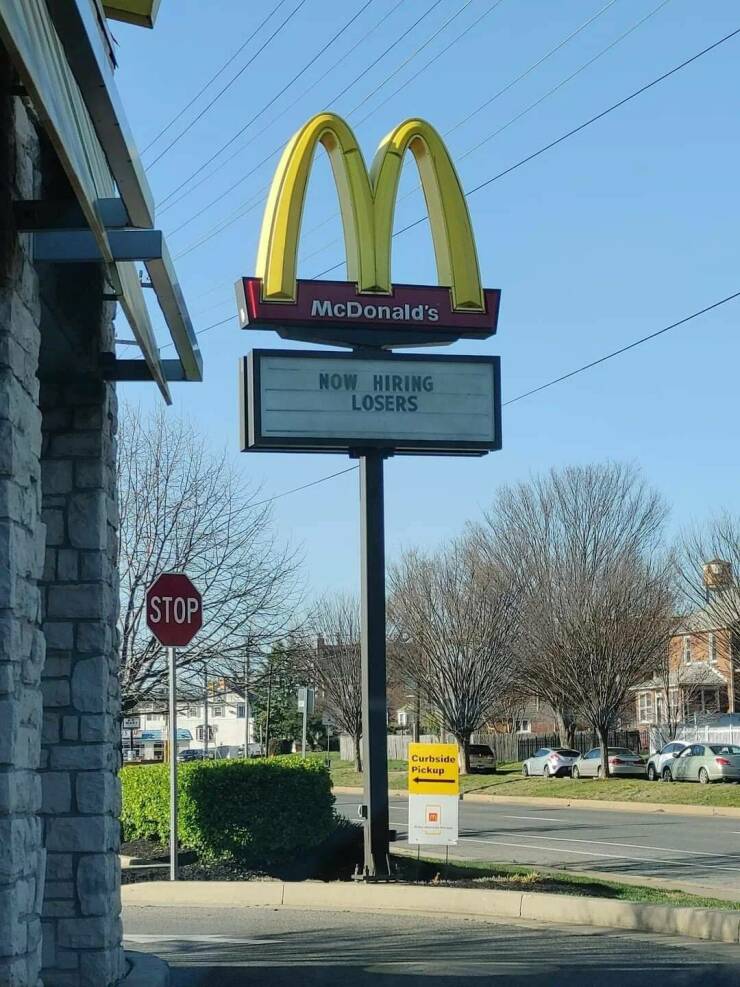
left=0, top=3, right=201, bottom=984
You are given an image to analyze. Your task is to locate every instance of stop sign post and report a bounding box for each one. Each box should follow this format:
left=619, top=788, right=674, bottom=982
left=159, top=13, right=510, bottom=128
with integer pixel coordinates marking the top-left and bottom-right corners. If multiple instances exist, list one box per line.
left=146, top=573, right=202, bottom=881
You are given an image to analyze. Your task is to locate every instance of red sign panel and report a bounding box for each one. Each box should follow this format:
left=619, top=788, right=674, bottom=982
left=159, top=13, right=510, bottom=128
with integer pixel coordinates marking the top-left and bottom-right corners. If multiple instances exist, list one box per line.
left=146, top=572, right=202, bottom=647
left=235, top=277, right=500, bottom=339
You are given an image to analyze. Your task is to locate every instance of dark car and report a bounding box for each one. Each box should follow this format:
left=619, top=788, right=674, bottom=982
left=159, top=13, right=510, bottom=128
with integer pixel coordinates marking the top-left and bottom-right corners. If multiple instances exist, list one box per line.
left=468, top=743, right=497, bottom=773
left=177, top=749, right=205, bottom=762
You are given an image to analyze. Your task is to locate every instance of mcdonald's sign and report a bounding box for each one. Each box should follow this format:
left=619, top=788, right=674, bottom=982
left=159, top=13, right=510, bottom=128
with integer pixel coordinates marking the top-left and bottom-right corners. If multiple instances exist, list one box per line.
left=235, top=113, right=500, bottom=343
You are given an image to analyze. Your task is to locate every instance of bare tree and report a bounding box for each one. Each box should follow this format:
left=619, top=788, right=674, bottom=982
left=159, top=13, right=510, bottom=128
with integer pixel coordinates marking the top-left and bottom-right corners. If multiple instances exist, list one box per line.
left=295, top=595, right=363, bottom=771
left=118, top=405, right=300, bottom=711
left=481, top=463, right=675, bottom=777
left=679, top=512, right=740, bottom=680
left=388, top=538, right=520, bottom=773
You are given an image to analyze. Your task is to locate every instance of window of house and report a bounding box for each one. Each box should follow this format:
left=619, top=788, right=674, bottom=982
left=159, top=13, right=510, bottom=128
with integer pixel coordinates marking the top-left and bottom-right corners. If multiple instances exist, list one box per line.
left=397, top=710, right=408, bottom=726
left=147, top=713, right=162, bottom=722
left=682, top=636, right=692, bottom=663
left=236, top=704, right=245, bottom=718
left=212, top=706, right=224, bottom=718
left=515, top=719, right=531, bottom=734
left=196, top=726, right=214, bottom=741
left=186, top=706, right=200, bottom=718
left=637, top=692, right=654, bottom=723
left=708, top=632, right=717, bottom=663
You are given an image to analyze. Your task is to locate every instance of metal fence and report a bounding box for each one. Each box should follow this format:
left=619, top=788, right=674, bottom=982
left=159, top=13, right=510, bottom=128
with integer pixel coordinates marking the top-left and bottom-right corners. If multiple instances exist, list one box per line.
left=648, top=723, right=740, bottom=752
left=339, top=729, right=645, bottom=763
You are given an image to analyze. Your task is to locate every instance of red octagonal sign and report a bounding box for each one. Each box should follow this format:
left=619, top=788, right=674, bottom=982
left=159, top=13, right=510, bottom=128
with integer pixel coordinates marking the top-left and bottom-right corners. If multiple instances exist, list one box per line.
left=146, top=572, right=203, bottom=648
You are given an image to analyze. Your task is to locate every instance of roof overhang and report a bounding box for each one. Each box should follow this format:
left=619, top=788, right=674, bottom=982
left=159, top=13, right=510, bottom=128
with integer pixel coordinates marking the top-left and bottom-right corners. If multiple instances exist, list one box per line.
left=0, top=0, right=201, bottom=401
left=103, top=0, right=161, bottom=29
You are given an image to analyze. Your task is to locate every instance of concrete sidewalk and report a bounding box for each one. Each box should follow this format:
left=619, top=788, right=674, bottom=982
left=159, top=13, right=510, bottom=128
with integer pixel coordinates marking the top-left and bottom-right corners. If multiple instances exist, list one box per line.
left=122, top=880, right=740, bottom=945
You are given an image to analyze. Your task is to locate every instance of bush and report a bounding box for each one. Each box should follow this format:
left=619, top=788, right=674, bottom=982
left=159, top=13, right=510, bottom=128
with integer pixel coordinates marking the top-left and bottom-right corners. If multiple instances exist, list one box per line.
left=121, top=757, right=335, bottom=868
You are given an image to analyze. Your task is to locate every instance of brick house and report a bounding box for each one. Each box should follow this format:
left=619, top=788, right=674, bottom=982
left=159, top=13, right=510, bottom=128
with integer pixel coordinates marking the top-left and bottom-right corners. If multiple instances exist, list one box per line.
left=633, top=612, right=738, bottom=728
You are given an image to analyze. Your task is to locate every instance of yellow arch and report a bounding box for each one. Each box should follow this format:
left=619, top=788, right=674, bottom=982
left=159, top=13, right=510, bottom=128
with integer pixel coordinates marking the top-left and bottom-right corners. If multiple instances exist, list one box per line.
left=255, top=112, right=484, bottom=312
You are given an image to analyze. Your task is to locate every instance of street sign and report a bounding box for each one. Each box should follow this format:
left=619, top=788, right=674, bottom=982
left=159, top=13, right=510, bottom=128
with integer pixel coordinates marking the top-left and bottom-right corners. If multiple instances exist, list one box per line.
left=241, top=351, right=500, bottom=456
left=297, top=686, right=315, bottom=713
left=408, top=795, right=459, bottom=845
left=146, top=572, right=202, bottom=647
left=122, top=716, right=140, bottom=730
left=408, top=742, right=460, bottom=795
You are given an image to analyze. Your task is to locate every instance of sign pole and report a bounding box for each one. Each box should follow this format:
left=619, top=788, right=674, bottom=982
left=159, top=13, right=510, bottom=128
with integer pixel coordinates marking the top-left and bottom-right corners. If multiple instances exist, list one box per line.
left=168, top=645, right=178, bottom=881
left=301, top=699, right=307, bottom=758
left=359, top=450, right=390, bottom=877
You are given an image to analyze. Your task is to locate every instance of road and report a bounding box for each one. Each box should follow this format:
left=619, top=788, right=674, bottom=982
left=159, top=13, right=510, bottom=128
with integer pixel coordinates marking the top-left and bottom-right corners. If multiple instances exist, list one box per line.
left=336, top=795, right=740, bottom=893
left=124, top=905, right=740, bottom=985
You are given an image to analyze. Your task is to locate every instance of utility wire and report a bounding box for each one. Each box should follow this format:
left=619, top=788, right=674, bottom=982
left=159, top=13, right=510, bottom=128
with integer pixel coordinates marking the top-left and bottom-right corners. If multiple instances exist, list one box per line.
left=315, top=24, right=740, bottom=278
left=160, top=0, right=445, bottom=214
left=504, top=290, right=740, bottom=406
left=157, top=0, right=377, bottom=206
left=164, top=0, right=407, bottom=228
left=141, top=0, right=290, bottom=156
left=353, top=0, right=506, bottom=128
left=345, top=0, right=476, bottom=118
left=148, top=0, right=309, bottom=168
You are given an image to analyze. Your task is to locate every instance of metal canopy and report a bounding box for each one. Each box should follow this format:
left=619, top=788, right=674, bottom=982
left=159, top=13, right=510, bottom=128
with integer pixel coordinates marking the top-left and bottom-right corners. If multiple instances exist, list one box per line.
left=0, top=0, right=203, bottom=398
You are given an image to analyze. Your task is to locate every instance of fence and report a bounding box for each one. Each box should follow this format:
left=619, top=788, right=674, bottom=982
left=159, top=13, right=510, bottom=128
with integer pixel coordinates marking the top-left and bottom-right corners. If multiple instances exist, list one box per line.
left=339, top=729, right=645, bottom=764
left=648, top=723, right=740, bottom=752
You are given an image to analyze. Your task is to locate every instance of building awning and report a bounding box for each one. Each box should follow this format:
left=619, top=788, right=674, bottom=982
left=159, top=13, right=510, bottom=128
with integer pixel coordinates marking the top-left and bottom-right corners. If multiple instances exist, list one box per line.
left=0, top=0, right=202, bottom=404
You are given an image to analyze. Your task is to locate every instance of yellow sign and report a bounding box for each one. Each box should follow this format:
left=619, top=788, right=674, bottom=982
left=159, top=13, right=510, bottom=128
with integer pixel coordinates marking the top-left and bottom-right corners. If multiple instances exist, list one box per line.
left=256, top=113, right=484, bottom=313
left=408, top=742, right=459, bottom=795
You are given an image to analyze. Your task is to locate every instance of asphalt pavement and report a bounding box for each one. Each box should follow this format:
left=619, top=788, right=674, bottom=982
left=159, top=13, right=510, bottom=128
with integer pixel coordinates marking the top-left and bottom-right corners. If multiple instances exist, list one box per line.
left=335, top=795, right=740, bottom=893
left=124, top=905, right=740, bottom=986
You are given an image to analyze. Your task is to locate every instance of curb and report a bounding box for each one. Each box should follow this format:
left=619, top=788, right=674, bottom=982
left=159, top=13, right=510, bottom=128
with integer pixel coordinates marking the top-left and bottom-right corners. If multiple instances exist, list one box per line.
left=122, top=881, right=740, bottom=945
left=332, top=786, right=740, bottom=818
left=123, top=950, right=170, bottom=986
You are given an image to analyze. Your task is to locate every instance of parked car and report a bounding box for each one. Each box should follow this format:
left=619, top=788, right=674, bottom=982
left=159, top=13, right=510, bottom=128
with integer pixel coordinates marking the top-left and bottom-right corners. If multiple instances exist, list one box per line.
left=468, top=743, right=497, bottom=773
left=177, top=748, right=206, bottom=762
left=661, top=743, right=740, bottom=784
left=572, top=747, right=645, bottom=779
left=646, top=741, right=689, bottom=781
left=522, top=747, right=581, bottom=778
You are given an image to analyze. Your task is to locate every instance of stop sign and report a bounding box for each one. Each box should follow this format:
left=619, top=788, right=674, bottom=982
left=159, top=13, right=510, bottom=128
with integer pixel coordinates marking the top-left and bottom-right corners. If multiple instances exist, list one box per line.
left=146, top=572, right=202, bottom=647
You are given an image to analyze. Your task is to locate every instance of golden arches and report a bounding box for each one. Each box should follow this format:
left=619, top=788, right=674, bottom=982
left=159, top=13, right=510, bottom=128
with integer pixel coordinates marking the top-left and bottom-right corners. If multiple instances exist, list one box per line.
left=255, top=112, right=484, bottom=312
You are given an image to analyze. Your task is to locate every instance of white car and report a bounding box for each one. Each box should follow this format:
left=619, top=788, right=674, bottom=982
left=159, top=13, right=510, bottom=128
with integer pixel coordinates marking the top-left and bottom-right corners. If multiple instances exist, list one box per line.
left=522, top=747, right=581, bottom=778
left=645, top=740, right=689, bottom=781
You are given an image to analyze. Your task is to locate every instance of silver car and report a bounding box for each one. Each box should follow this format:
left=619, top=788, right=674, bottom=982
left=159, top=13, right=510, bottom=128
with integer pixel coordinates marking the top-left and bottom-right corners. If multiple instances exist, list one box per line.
left=572, top=747, right=645, bottom=779
left=522, top=747, right=581, bottom=778
left=646, top=740, right=689, bottom=781
left=662, top=743, right=740, bottom=784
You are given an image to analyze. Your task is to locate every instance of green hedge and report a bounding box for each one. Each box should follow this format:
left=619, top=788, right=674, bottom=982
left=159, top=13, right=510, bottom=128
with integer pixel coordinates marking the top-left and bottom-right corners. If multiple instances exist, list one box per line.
left=121, top=757, right=335, bottom=867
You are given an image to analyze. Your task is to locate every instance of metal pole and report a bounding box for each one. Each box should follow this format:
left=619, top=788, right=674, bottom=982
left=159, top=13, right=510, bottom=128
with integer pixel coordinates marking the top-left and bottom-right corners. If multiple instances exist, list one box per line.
left=203, top=666, right=209, bottom=758
left=301, top=699, right=308, bottom=757
left=168, top=646, right=178, bottom=881
left=359, top=451, right=390, bottom=877
left=265, top=662, right=273, bottom=756
left=244, top=649, right=250, bottom=757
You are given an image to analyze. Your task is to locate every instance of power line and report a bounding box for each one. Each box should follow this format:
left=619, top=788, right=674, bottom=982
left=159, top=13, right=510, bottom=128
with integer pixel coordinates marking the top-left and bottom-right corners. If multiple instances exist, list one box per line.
left=157, top=0, right=376, bottom=205
left=141, top=0, right=291, bottom=156
left=344, top=0, right=476, bottom=119
left=160, top=0, right=445, bottom=216
left=353, top=0, right=506, bottom=128
left=163, top=0, right=407, bottom=228
left=148, top=0, right=309, bottom=168
left=247, top=466, right=359, bottom=510
left=504, top=290, right=740, bottom=406
left=315, top=24, right=740, bottom=278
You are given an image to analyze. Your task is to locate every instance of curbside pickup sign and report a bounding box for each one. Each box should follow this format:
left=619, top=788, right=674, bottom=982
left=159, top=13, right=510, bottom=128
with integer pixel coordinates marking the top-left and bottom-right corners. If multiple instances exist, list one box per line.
left=408, top=742, right=460, bottom=795
left=408, top=742, right=459, bottom=846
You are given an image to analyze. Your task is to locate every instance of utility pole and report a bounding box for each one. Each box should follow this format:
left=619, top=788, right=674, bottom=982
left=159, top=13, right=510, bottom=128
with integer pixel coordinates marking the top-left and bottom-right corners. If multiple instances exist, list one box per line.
left=203, top=666, right=209, bottom=758
left=265, top=660, right=273, bottom=756
left=244, top=648, right=250, bottom=757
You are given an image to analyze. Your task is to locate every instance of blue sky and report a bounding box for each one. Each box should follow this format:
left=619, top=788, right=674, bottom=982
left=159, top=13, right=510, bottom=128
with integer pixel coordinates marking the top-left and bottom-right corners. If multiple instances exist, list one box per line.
left=112, top=0, right=740, bottom=595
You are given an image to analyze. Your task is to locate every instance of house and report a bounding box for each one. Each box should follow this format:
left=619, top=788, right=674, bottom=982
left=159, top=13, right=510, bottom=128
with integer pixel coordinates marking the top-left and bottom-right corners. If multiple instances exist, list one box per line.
left=126, top=684, right=256, bottom=759
left=634, top=612, right=738, bottom=727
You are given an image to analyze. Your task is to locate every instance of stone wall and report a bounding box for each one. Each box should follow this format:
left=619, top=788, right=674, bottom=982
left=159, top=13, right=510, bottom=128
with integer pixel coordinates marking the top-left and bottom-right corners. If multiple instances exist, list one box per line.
left=0, top=69, right=47, bottom=987
left=0, top=47, right=123, bottom=987
left=39, top=374, right=122, bottom=986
